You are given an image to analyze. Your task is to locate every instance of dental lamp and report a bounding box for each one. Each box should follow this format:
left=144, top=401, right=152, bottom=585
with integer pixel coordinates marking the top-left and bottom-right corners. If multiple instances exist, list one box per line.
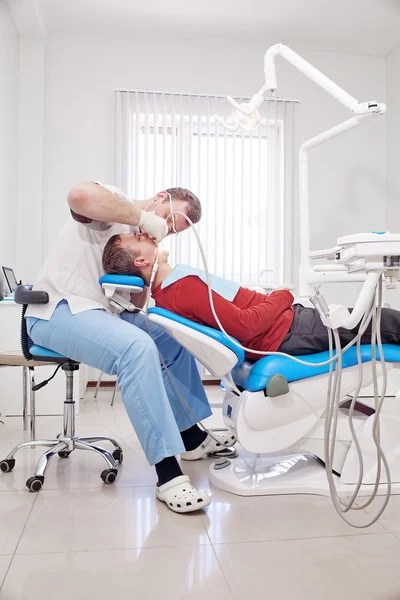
left=215, top=43, right=386, bottom=297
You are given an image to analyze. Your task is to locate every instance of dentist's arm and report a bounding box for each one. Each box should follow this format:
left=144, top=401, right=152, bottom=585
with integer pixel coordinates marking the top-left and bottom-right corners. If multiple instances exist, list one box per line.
left=68, top=182, right=142, bottom=226
left=67, top=182, right=168, bottom=242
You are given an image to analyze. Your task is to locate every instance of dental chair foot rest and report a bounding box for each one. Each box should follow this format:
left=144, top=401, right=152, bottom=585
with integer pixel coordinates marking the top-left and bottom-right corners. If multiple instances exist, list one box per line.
left=208, top=447, right=239, bottom=459
left=180, top=432, right=237, bottom=461
left=156, top=475, right=211, bottom=513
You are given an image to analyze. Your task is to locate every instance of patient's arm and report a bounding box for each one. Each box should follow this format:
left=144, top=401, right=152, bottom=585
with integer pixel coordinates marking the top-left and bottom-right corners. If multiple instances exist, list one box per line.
left=173, top=277, right=293, bottom=340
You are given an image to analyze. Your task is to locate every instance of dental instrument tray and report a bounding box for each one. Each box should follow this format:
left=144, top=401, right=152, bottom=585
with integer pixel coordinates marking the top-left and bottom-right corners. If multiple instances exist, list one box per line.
left=310, top=232, right=400, bottom=272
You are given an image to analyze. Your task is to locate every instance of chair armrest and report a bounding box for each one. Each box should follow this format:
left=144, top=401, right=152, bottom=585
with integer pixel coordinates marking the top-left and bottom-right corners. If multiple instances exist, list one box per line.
left=14, top=285, right=49, bottom=305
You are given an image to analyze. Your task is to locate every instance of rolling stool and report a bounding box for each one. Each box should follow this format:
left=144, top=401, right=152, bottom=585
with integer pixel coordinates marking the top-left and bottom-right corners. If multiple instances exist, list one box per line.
left=0, top=286, right=123, bottom=492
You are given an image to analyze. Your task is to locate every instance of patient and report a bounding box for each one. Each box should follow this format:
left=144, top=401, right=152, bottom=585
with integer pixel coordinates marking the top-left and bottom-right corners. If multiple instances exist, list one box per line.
left=102, top=233, right=400, bottom=359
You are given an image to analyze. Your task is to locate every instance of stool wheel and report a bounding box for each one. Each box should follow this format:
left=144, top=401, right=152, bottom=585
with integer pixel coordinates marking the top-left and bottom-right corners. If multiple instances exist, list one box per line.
left=101, top=469, right=118, bottom=484
left=112, top=449, right=123, bottom=464
left=26, top=476, right=44, bottom=492
left=58, top=451, right=71, bottom=459
left=0, top=459, right=15, bottom=473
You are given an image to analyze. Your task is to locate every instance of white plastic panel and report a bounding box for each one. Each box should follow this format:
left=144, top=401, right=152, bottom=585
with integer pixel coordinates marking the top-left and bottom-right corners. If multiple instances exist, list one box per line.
left=147, top=314, right=239, bottom=377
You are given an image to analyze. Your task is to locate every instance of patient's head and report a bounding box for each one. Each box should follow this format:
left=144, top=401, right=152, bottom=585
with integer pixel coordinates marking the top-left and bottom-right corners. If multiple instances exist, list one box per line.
left=102, top=233, right=169, bottom=284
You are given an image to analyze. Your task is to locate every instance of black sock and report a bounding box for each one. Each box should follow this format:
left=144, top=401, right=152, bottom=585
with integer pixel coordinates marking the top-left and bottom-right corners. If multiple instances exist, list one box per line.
left=180, top=424, right=208, bottom=452
left=155, top=456, right=183, bottom=487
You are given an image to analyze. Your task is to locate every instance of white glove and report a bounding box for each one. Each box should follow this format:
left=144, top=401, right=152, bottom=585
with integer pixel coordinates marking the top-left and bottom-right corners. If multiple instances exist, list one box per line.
left=138, top=210, right=168, bottom=243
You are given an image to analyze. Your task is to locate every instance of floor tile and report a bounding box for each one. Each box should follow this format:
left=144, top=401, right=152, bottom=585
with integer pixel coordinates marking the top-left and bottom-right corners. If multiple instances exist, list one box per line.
left=215, top=533, right=400, bottom=600
left=202, top=487, right=385, bottom=544
left=1, top=546, right=232, bottom=600
left=363, top=494, right=400, bottom=538
left=16, top=486, right=210, bottom=554
left=0, top=492, right=35, bottom=555
left=0, top=556, right=12, bottom=589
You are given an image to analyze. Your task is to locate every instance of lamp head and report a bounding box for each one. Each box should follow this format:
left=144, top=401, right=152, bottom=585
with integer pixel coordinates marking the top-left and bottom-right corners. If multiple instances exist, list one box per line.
left=231, top=104, right=261, bottom=131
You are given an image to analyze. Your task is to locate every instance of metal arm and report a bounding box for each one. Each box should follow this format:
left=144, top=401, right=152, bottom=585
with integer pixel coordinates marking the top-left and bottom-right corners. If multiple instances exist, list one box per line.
left=262, top=45, right=385, bottom=295
left=215, top=43, right=386, bottom=296
left=264, top=44, right=358, bottom=111
left=264, top=44, right=385, bottom=117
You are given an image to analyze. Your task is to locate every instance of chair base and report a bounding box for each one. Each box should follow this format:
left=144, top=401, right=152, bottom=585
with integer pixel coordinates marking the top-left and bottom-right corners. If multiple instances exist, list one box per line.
left=209, top=452, right=400, bottom=497
left=0, top=398, right=123, bottom=492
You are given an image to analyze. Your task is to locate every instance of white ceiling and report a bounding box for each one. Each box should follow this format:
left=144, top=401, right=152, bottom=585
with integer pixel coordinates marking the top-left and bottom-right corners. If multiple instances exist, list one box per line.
left=9, top=0, right=400, bottom=56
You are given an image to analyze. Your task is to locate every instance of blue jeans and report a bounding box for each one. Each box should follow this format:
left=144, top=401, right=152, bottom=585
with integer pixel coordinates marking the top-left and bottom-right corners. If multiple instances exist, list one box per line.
left=27, top=301, right=211, bottom=465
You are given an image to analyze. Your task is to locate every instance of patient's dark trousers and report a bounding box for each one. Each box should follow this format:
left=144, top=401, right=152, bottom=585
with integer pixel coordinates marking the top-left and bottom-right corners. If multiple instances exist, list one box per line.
left=278, top=305, right=400, bottom=356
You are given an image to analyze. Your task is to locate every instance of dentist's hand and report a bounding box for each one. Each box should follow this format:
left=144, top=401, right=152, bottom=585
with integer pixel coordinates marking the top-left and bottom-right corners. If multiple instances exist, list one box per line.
left=138, top=210, right=168, bottom=242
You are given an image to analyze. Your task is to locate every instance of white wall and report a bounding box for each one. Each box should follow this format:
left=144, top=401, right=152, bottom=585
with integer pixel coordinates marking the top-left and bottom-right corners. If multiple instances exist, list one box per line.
left=383, top=42, right=400, bottom=312
left=386, top=42, right=400, bottom=225
left=15, top=39, right=45, bottom=281
left=30, top=38, right=386, bottom=309
left=0, top=1, right=19, bottom=296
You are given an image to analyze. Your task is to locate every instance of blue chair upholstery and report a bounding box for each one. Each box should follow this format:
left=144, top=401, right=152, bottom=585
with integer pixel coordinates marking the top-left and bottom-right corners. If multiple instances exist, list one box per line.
left=30, top=345, right=69, bottom=360
left=99, top=274, right=145, bottom=288
left=234, top=344, right=400, bottom=392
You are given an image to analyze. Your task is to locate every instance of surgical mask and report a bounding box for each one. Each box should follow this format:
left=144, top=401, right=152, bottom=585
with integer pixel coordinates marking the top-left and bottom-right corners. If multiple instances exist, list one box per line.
left=145, top=192, right=178, bottom=236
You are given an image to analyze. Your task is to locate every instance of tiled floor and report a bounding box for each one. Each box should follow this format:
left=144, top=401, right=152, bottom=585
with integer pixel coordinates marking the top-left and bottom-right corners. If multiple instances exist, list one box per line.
left=1, top=386, right=400, bottom=599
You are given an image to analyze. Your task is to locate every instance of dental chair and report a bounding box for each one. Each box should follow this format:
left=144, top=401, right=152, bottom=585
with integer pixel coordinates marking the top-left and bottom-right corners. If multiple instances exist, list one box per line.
left=150, top=308, right=400, bottom=498
left=100, top=274, right=400, bottom=499
left=0, top=286, right=123, bottom=492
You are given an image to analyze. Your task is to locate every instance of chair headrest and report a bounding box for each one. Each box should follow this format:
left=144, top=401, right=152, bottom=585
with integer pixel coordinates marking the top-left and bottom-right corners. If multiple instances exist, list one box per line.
left=99, top=275, right=145, bottom=288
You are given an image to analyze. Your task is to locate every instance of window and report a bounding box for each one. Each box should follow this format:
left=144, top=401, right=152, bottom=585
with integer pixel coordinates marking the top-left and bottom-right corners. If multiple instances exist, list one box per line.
left=114, top=91, right=296, bottom=288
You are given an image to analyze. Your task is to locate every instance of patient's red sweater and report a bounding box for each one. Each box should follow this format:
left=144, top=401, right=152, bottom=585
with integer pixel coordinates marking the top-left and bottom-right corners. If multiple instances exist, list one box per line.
left=152, top=276, right=294, bottom=360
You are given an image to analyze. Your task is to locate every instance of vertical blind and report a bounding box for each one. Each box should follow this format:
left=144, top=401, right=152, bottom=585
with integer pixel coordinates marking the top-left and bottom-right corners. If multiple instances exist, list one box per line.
left=114, top=90, right=296, bottom=288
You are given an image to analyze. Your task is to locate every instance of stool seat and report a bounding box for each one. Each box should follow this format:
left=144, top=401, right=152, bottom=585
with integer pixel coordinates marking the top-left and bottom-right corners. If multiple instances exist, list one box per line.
left=30, top=345, right=71, bottom=361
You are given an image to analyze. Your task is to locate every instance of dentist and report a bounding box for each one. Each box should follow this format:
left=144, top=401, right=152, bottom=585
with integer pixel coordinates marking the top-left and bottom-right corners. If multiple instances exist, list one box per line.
left=25, top=181, right=235, bottom=513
